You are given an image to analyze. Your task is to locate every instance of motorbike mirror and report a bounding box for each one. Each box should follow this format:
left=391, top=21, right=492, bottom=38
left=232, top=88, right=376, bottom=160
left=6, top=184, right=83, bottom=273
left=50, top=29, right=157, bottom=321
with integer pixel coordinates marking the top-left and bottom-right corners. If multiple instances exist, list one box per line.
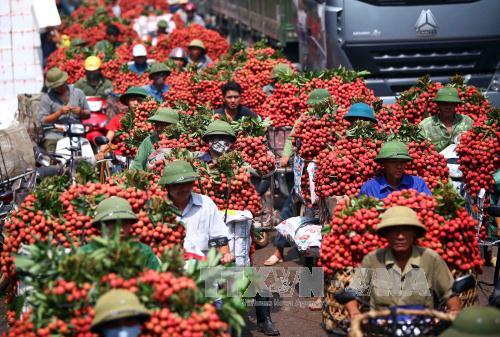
left=486, top=205, right=500, bottom=217
left=94, top=136, right=109, bottom=146
left=334, top=289, right=360, bottom=305
left=452, top=274, right=475, bottom=294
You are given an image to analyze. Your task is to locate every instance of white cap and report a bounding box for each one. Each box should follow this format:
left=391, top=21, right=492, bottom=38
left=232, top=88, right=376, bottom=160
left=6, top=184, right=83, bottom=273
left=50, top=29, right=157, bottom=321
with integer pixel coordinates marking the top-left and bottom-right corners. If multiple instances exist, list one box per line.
left=132, top=44, right=147, bottom=57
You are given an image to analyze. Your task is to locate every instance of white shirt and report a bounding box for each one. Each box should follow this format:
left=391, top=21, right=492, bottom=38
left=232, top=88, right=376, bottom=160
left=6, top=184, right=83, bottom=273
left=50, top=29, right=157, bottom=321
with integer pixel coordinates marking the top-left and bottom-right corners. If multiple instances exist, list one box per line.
left=179, top=193, right=229, bottom=256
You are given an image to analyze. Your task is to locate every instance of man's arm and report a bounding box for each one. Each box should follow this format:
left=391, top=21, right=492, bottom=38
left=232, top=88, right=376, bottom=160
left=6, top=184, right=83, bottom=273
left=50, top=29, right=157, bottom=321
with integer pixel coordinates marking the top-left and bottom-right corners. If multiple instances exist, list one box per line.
left=76, top=88, right=90, bottom=119
left=207, top=197, right=232, bottom=264
left=130, top=138, right=152, bottom=170
left=431, top=253, right=459, bottom=313
left=420, top=179, right=432, bottom=196
left=446, top=296, right=461, bottom=315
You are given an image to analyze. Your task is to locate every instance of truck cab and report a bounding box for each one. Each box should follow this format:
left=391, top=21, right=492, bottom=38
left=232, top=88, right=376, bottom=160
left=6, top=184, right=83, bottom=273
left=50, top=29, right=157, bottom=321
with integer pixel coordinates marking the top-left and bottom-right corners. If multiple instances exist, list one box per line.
left=323, top=0, right=500, bottom=100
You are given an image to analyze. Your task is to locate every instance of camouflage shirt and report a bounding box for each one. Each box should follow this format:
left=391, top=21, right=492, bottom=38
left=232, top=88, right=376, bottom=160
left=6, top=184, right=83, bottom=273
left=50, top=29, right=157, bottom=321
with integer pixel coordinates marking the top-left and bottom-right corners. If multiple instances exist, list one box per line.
left=419, top=114, right=473, bottom=152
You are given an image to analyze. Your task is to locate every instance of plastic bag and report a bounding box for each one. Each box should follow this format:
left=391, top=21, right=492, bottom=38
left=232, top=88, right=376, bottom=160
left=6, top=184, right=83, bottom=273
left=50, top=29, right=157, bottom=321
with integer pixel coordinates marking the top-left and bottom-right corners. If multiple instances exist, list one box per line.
left=275, top=216, right=322, bottom=252
left=0, top=122, right=35, bottom=180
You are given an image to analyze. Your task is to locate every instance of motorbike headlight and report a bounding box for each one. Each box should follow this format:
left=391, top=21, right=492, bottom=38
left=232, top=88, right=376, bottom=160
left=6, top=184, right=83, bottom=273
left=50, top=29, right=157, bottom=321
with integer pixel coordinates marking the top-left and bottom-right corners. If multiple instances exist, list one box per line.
left=70, top=124, right=85, bottom=135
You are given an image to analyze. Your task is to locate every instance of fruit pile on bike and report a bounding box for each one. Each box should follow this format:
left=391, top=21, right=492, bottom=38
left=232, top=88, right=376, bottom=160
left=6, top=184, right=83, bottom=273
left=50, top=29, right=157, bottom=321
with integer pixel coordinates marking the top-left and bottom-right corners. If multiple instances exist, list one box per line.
left=3, top=235, right=245, bottom=337
left=319, top=184, right=483, bottom=276
left=0, top=171, right=184, bottom=281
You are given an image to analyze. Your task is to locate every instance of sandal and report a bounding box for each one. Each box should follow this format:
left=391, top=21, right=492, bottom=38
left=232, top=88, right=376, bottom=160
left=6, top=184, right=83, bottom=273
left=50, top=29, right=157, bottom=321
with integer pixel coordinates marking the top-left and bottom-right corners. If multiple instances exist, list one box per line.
left=308, top=298, right=323, bottom=311
left=263, top=255, right=283, bottom=266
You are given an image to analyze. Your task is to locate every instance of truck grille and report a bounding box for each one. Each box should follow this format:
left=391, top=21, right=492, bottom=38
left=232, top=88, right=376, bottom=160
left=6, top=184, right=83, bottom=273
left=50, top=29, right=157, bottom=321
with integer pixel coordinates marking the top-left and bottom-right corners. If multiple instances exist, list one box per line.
left=344, top=39, right=500, bottom=78
left=372, top=47, right=481, bottom=74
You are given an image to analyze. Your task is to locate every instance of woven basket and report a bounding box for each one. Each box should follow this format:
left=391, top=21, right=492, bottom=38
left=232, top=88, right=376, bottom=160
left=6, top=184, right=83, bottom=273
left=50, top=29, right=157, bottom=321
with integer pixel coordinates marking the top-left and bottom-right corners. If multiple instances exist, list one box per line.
left=322, top=268, right=368, bottom=333
left=349, top=308, right=454, bottom=337
left=451, top=270, right=478, bottom=308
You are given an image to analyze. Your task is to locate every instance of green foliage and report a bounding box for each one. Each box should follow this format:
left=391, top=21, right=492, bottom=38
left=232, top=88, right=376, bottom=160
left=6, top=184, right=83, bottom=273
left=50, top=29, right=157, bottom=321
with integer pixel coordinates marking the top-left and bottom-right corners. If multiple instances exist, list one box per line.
left=230, top=116, right=272, bottom=137
left=32, top=176, right=68, bottom=217
left=433, top=181, right=465, bottom=219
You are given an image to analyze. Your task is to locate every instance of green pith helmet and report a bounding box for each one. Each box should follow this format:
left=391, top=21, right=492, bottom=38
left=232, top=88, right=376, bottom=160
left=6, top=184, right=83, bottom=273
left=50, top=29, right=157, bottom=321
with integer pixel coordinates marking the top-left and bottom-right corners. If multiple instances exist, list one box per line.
left=375, top=141, right=413, bottom=162
left=91, top=197, right=138, bottom=225
left=159, top=160, right=199, bottom=185
left=119, top=86, right=148, bottom=105
left=148, top=107, right=179, bottom=124
left=188, top=39, right=206, bottom=51
left=271, top=63, right=293, bottom=79
left=434, top=86, right=462, bottom=104
left=148, top=62, right=171, bottom=78
left=91, top=289, right=150, bottom=332
left=45, top=67, right=69, bottom=89
left=94, top=7, right=108, bottom=16
left=307, top=88, right=332, bottom=106
left=377, top=206, right=426, bottom=237
left=439, top=307, right=500, bottom=337
left=201, top=120, right=236, bottom=142
left=157, top=19, right=168, bottom=29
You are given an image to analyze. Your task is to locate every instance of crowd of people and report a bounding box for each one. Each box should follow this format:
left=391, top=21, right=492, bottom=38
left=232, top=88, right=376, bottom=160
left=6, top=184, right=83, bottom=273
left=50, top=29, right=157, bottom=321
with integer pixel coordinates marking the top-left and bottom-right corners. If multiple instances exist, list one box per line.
left=20, top=1, right=500, bottom=336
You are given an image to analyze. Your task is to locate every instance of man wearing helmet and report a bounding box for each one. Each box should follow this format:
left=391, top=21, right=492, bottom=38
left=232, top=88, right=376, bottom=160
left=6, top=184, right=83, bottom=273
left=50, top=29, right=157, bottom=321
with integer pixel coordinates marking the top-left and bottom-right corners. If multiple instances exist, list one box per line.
left=343, top=102, right=378, bottom=126
left=359, top=141, right=431, bottom=199
left=159, top=160, right=232, bottom=263
left=128, top=44, right=150, bottom=74
left=345, top=206, right=460, bottom=319
left=439, top=306, right=500, bottom=337
left=169, top=47, right=188, bottom=72
left=95, top=24, right=122, bottom=51
left=91, top=289, right=150, bottom=337
left=141, top=63, right=171, bottom=102
left=81, top=196, right=160, bottom=271
left=98, top=86, right=148, bottom=158
left=187, top=39, right=212, bottom=69
left=180, top=2, right=206, bottom=27
left=263, top=63, right=294, bottom=95
left=419, top=86, right=473, bottom=152
left=130, top=108, right=180, bottom=171
left=39, top=67, right=90, bottom=151
left=74, top=56, right=112, bottom=98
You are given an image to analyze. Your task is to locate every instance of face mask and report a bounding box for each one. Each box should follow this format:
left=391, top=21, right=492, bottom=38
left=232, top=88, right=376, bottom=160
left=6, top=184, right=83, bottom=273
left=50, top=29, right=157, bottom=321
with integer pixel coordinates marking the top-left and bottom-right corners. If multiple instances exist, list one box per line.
left=87, top=72, right=100, bottom=82
left=209, top=140, right=232, bottom=155
left=102, top=325, right=141, bottom=337
left=112, top=5, right=121, bottom=18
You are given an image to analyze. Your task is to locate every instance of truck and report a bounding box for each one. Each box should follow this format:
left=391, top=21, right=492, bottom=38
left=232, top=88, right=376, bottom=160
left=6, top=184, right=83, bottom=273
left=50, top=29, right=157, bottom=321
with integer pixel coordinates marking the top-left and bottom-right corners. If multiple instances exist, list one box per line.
left=208, top=0, right=500, bottom=103
left=208, top=0, right=299, bottom=59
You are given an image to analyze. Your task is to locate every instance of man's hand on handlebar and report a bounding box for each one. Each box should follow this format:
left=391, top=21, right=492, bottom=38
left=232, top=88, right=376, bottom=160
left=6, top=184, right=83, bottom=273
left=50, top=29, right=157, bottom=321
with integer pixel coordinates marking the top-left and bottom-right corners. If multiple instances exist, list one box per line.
left=220, top=252, right=234, bottom=265
left=280, top=156, right=290, bottom=168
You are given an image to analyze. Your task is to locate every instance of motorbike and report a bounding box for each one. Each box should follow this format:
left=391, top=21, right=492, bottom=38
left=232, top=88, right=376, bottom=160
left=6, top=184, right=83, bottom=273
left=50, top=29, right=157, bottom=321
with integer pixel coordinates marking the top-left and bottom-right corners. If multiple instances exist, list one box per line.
left=332, top=274, right=476, bottom=337
left=83, top=96, right=109, bottom=151
left=51, top=123, right=95, bottom=183
left=94, top=136, right=127, bottom=180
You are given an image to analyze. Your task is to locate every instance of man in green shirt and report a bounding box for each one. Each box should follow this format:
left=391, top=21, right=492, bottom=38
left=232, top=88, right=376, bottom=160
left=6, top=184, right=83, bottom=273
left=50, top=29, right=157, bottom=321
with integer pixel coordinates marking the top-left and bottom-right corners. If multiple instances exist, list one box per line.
left=81, top=196, right=160, bottom=271
left=419, top=86, right=473, bottom=152
left=74, top=56, right=113, bottom=98
left=129, top=107, right=180, bottom=170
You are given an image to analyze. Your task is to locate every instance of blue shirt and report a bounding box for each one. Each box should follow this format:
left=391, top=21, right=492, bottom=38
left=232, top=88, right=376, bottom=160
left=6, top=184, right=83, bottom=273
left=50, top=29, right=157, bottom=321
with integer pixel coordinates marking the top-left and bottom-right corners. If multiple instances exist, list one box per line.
left=359, top=175, right=431, bottom=199
left=141, top=84, right=170, bottom=102
left=128, top=62, right=149, bottom=74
